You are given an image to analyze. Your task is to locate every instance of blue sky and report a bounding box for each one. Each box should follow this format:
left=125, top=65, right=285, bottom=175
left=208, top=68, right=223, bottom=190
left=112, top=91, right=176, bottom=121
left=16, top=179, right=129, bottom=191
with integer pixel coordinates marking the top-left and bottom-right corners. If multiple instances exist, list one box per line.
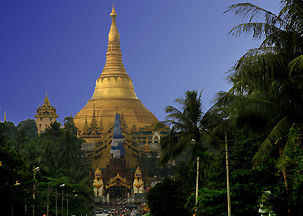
left=0, top=0, right=281, bottom=124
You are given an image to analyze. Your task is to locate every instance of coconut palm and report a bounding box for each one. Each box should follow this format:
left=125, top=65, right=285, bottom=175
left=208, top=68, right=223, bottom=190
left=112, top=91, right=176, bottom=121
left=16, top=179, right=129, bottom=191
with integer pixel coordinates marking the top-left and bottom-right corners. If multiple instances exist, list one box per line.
left=223, top=1, right=303, bottom=214
left=58, top=129, right=83, bottom=169
left=225, top=0, right=303, bottom=159
left=160, top=90, right=206, bottom=165
left=224, top=1, right=303, bottom=122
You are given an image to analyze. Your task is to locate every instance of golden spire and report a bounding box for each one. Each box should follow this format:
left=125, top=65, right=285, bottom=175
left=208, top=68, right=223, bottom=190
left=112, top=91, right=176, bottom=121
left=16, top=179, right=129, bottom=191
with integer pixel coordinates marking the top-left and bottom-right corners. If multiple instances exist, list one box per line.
left=101, top=3, right=126, bottom=77
left=4, top=112, right=7, bottom=122
left=43, top=91, right=50, bottom=106
left=90, top=105, right=99, bottom=135
left=110, top=3, right=117, bottom=17
left=91, top=3, right=138, bottom=100
left=83, top=116, right=90, bottom=133
left=109, top=3, right=118, bottom=43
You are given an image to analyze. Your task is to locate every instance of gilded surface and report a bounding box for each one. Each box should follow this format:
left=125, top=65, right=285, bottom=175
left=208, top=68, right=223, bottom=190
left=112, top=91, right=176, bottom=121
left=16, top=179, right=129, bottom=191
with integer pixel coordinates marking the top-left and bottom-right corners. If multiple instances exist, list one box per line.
left=89, top=125, right=140, bottom=170
left=133, top=166, right=144, bottom=193
left=74, top=4, right=157, bottom=135
left=93, top=167, right=104, bottom=197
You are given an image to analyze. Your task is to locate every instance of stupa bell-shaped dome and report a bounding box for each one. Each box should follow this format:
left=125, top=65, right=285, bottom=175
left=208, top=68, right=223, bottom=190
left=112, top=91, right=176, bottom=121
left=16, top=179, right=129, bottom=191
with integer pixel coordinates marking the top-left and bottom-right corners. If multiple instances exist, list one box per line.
left=74, top=5, right=157, bottom=133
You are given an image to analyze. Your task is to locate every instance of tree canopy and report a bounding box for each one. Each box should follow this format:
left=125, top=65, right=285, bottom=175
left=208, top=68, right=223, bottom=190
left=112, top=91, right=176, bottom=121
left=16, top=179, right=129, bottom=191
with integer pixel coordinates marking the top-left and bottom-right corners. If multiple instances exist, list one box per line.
left=0, top=119, right=93, bottom=216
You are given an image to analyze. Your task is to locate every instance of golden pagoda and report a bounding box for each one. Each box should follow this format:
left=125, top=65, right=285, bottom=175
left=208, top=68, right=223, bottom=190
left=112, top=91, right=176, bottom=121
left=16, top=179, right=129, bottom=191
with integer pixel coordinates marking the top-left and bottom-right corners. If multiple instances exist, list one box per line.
left=73, top=6, right=170, bottom=199
left=74, top=4, right=158, bottom=136
left=35, top=92, right=59, bottom=134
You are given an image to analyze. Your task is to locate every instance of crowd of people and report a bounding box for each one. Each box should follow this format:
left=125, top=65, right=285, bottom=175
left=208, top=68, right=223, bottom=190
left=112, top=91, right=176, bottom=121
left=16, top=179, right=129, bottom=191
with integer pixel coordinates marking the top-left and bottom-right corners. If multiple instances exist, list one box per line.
left=95, top=204, right=144, bottom=216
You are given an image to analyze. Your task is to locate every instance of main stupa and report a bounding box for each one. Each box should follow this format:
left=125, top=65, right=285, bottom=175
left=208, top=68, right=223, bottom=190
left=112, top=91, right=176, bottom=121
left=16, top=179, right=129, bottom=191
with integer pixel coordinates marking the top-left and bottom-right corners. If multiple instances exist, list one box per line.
left=74, top=5, right=158, bottom=134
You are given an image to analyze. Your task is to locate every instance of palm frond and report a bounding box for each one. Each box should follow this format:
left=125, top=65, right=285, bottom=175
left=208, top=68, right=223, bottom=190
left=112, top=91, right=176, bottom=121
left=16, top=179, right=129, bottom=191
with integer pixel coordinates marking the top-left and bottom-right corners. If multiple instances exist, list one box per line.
left=289, top=54, right=303, bottom=76
left=276, top=124, right=298, bottom=170
left=160, top=133, right=190, bottom=165
left=225, top=3, right=282, bottom=23
left=165, top=106, right=182, bottom=116
left=232, top=53, right=289, bottom=94
left=279, top=2, right=303, bottom=32
left=160, top=90, right=204, bottom=165
left=229, top=22, right=282, bottom=39
left=252, top=117, right=291, bottom=167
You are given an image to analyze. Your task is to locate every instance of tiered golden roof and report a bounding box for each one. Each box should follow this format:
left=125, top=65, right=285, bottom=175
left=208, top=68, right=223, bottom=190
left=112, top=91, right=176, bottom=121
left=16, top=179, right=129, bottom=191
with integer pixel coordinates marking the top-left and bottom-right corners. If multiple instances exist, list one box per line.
left=90, top=122, right=140, bottom=170
left=74, top=4, right=158, bottom=134
left=35, top=93, right=59, bottom=118
left=106, top=173, right=131, bottom=189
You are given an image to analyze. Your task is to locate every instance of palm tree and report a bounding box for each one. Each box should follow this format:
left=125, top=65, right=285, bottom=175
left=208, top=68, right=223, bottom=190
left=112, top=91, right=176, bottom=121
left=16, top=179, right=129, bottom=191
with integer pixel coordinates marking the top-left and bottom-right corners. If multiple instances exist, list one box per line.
left=224, top=1, right=303, bottom=122
left=160, top=90, right=205, bottom=165
left=64, top=116, right=78, bottom=136
left=223, top=1, right=303, bottom=214
left=224, top=0, right=303, bottom=155
left=58, top=130, right=82, bottom=169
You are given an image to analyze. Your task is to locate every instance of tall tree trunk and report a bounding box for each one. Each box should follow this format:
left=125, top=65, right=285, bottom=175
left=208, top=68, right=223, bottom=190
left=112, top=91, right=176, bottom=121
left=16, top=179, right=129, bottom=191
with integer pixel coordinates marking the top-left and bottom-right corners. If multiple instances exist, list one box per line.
left=279, top=147, right=291, bottom=215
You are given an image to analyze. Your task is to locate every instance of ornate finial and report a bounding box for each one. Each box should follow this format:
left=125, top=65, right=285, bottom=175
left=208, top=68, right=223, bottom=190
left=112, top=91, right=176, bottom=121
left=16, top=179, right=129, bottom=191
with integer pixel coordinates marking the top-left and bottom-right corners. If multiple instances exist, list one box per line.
left=4, top=112, right=7, bottom=122
left=110, top=2, right=117, bottom=17
left=43, top=92, right=50, bottom=106
left=108, top=3, right=120, bottom=43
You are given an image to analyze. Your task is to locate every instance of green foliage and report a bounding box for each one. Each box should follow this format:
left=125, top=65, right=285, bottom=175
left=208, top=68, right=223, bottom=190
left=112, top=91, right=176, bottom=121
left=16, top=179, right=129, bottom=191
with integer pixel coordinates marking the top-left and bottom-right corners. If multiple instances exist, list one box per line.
left=160, top=90, right=205, bottom=165
left=185, top=188, right=227, bottom=216
left=230, top=166, right=280, bottom=216
left=64, top=116, right=78, bottom=136
left=218, top=1, right=303, bottom=215
left=0, top=119, right=93, bottom=216
left=150, top=1, right=303, bottom=216
left=138, top=151, right=173, bottom=180
left=0, top=145, right=30, bottom=215
left=252, top=117, right=291, bottom=167
left=146, top=178, right=189, bottom=216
